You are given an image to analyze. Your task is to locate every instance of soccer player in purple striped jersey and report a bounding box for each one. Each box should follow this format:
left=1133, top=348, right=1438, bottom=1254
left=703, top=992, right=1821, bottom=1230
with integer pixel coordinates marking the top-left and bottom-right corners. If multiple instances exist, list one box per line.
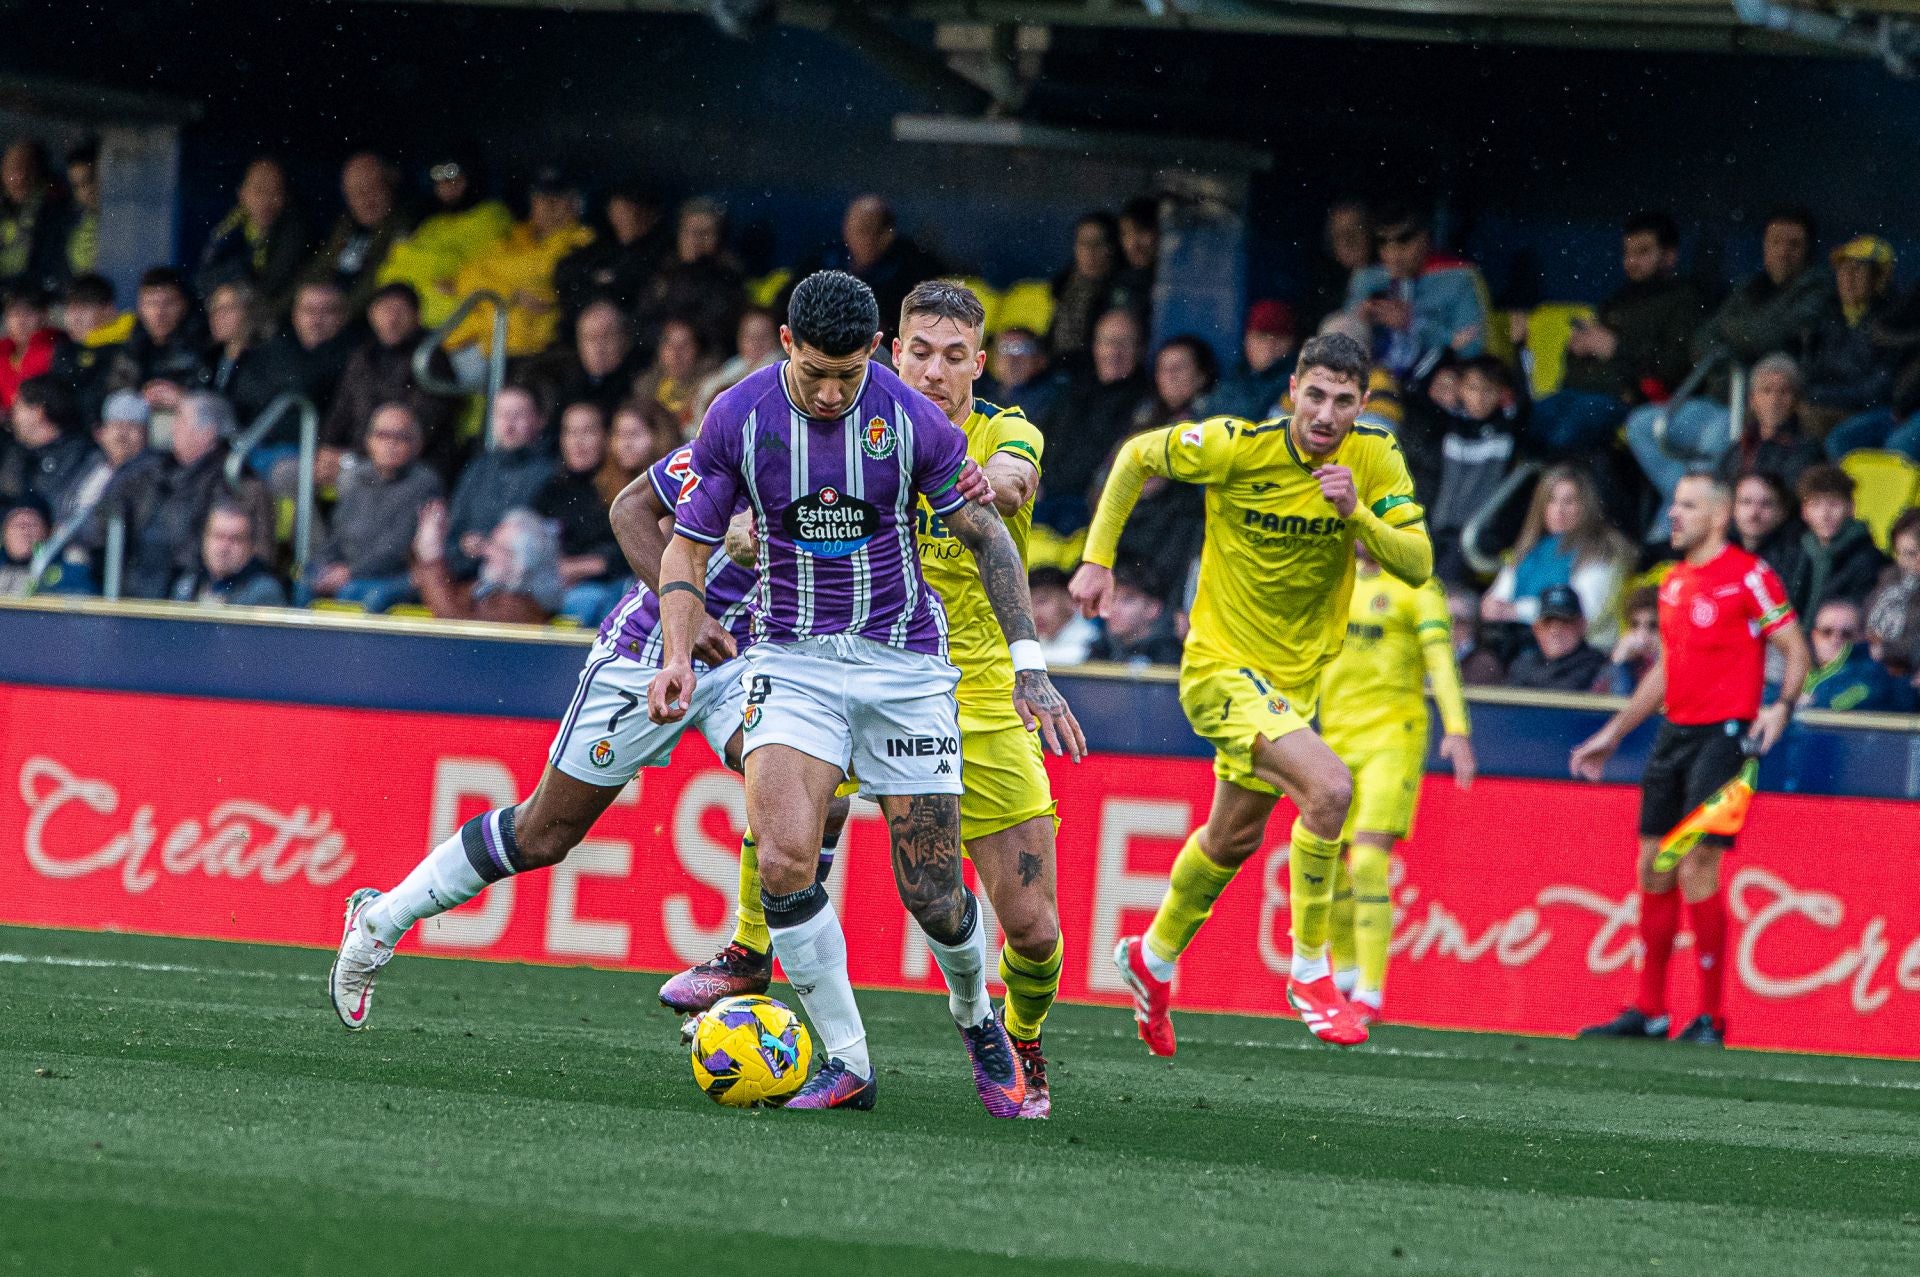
left=649, top=270, right=1087, bottom=1115
left=325, top=429, right=850, bottom=1031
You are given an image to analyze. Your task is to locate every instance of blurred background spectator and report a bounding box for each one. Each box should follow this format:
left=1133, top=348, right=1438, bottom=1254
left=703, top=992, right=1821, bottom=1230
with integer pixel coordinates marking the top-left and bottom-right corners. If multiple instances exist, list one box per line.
left=533, top=400, right=625, bottom=626
left=311, top=152, right=410, bottom=316
left=121, top=392, right=263, bottom=599
left=1035, top=307, right=1147, bottom=532
left=980, top=326, right=1061, bottom=422
left=303, top=402, right=443, bottom=613
left=2, top=377, right=88, bottom=510
left=1481, top=463, right=1634, bottom=644
left=442, top=385, right=554, bottom=581
left=1803, top=598, right=1917, bottom=712
left=636, top=197, right=744, bottom=354
left=413, top=501, right=560, bottom=624
left=1719, top=353, right=1819, bottom=491
left=321, top=281, right=460, bottom=483
left=633, top=316, right=714, bottom=436
left=1050, top=213, right=1124, bottom=360
left=1089, top=562, right=1184, bottom=665
left=1732, top=469, right=1801, bottom=578
left=196, top=157, right=310, bottom=314
left=0, top=139, right=73, bottom=295
left=690, top=307, right=779, bottom=424
left=110, top=267, right=204, bottom=407
left=1302, top=200, right=1372, bottom=336
left=1348, top=203, right=1490, bottom=378
left=375, top=151, right=512, bottom=329
left=1599, top=584, right=1662, bottom=695
left=445, top=167, right=594, bottom=360
left=1, top=285, right=62, bottom=411
left=1797, top=235, right=1897, bottom=436
left=169, top=498, right=285, bottom=607
left=554, top=181, right=668, bottom=325
left=1865, top=509, right=1920, bottom=681
left=0, top=495, right=50, bottom=597
left=1506, top=584, right=1608, bottom=691
left=1209, top=300, right=1296, bottom=420
left=1030, top=565, right=1096, bottom=666
left=1781, top=463, right=1889, bottom=619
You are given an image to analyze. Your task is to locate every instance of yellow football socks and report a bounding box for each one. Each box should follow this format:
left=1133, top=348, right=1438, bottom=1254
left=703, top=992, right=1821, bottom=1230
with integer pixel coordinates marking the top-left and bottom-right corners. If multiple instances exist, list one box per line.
left=1330, top=854, right=1357, bottom=974
left=1289, top=819, right=1344, bottom=963
left=1349, top=842, right=1393, bottom=997
left=998, top=936, right=1064, bottom=1042
left=1145, top=833, right=1241, bottom=970
left=732, top=832, right=771, bottom=955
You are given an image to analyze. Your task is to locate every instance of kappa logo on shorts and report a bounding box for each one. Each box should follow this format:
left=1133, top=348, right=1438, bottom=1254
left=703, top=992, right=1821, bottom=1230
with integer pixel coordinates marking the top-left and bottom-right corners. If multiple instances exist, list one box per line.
left=743, top=704, right=763, bottom=731
left=861, top=415, right=896, bottom=459
left=936, top=759, right=953, bottom=774
left=589, top=739, right=615, bottom=768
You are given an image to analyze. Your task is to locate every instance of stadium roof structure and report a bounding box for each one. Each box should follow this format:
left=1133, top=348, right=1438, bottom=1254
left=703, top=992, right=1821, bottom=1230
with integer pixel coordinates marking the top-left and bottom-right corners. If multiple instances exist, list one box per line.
left=395, top=0, right=1920, bottom=60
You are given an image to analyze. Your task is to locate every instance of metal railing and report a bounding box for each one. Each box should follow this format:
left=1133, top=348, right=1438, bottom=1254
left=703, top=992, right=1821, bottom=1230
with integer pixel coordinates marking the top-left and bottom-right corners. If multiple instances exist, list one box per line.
left=226, top=392, right=319, bottom=578
left=1460, top=460, right=1544, bottom=579
left=1648, top=349, right=1747, bottom=463
left=413, top=289, right=507, bottom=449
left=28, top=508, right=125, bottom=599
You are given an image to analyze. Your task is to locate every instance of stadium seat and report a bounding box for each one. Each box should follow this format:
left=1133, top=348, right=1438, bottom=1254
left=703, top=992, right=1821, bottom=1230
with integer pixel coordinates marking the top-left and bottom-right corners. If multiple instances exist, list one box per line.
left=747, top=269, right=791, bottom=310
left=994, top=280, right=1055, bottom=338
left=1838, top=450, right=1920, bottom=549
left=387, top=604, right=435, bottom=619
left=1024, top=524, right=1087, bottom=573
left=308, top=599, right=367, bottom=615
left=1522, top=303, right=1598, bottom=400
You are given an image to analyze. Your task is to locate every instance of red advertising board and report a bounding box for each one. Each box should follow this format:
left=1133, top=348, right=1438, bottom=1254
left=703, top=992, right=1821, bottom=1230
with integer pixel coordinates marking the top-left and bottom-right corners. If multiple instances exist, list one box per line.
left=6, top=683, right=1919, bottom=1058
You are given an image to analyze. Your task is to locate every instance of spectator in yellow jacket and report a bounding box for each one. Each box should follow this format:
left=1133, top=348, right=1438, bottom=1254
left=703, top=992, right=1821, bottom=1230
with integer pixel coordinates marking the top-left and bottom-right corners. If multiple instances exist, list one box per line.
left=446, top=167, right=594, bottom=358
left=375, top=154, right=512, bottom=329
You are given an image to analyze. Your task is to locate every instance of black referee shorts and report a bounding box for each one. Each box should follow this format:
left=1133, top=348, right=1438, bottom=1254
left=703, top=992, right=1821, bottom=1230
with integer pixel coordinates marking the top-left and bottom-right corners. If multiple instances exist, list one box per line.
left=1637, top=719, right=1751, bottom=843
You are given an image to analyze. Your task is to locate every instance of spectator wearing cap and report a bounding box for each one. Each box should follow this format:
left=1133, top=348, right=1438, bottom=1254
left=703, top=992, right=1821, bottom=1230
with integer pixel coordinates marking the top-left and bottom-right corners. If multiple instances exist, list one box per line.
left=1049, top=213, right=1125, bottom=359
left=1029, top=565, right=1098, bottom=666
left=107, top=267, right=204, bottom=407
left=442, top=385, right=556, bottom=581
left=196, top=157, right=312, bottom=315
left=168, top=499, right=286, bottom=608
left=0, top=494, right=52, bottom=597
left=1717, top=353, right=1820, bottom=493
left=1802, top=598, right=1917, bottom=713
left=1506, top=584, right=1608, bottom=692
left=1517, top=211, right=1704, bottom=459
left=1346, top=203, right=1491, bottom=378
left=1, top=285, right=63, bottom=410
left=60, top=389, right=161, bottom=564
left=553, top=182, right=669, bottom=326
left=0, top=138, right=74, bottom=294
left=979, top=325, right=1062, bottom=424
left=1, top=378, right=89, bottom=511
left=1780, top=463, right=1890, bottom=621
left=1209, top=300, right=1297, bottom=420
left=634, top=197, right=747, bottom=355
left=1088, top=563, right=1184, bottom=666
left=310, top=152, right=412, bottom=316
left=230, top=276, right=355, bottom=475
left=374, top=153, right=513, bottom=329
left=320, top=281, right=461, bottom=482
left=303, top=401, right=443, bottom=613
left=1865, top=509, right=1920, bottom=679
left=445, top=167, right=594, bottom=358
left=1796, top=235, right=1897, bottom=436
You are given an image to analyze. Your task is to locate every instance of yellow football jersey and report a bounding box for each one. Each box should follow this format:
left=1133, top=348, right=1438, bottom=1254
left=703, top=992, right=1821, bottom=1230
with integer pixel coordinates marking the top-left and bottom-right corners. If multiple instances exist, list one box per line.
left=1320, top=566, right=1471, bottom=753
left=916, top=399, right=1043, bottom=731
left=1096, top=415, right=1425, bottom=687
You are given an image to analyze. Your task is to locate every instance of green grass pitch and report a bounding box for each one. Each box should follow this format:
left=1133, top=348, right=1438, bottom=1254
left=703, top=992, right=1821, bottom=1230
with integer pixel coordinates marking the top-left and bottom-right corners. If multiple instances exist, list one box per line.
left=4, top=925, right=1918, bottom=1276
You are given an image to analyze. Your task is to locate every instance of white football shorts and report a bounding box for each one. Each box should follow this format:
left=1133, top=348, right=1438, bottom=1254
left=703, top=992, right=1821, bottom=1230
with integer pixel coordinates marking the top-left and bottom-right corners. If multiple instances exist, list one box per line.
left=549, top=641, right=748, bottom=786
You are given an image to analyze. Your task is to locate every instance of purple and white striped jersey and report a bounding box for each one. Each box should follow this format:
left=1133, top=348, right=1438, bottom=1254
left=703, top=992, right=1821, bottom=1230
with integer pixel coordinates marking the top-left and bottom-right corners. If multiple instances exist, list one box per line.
left=673, top=361, right=972, bottom=657
left=596, top=444, right=757, bottom=668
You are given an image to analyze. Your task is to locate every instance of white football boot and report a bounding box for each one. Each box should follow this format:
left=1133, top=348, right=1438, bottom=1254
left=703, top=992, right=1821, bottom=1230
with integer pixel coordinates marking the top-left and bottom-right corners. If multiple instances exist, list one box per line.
left=328, top=887, right=394, bottom=1030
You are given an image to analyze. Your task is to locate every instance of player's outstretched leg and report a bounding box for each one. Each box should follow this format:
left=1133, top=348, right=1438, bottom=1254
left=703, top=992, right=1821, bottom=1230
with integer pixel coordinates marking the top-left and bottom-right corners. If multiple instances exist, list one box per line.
left=660, top=800, right=849, bottom=1015
left=327, top=768, right=620, bottom=1030
left=886, top=792, right=1025, bottom=1118
left=971, top=814, right=1064, bottom=1118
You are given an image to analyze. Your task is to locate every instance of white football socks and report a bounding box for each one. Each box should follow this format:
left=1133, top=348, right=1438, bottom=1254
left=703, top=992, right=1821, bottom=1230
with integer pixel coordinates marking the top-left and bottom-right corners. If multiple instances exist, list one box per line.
left=923, top=896, right=992, bottom=1028
left=364, top=831, right=488, bottom=947
left=1290, top=944, right=1332, bottom=984
left=768, top=903, right=871, bottom=1079
left=1141, top=943, right=1177, bottom=984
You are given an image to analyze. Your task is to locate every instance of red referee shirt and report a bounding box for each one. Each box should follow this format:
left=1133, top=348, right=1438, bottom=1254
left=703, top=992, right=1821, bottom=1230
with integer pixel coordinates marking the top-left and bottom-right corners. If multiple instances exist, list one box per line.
left=1657, top=544, right=1795, bottom=725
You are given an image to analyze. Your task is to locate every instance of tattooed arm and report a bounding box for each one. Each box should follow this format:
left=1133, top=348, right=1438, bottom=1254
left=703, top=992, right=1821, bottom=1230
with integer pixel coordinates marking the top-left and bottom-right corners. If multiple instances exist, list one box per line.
left=942, top=500, right=1088, bottom=761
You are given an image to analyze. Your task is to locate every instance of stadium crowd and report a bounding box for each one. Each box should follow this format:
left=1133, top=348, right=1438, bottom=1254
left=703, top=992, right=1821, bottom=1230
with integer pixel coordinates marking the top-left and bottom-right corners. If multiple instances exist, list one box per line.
left=1, top=137, right=1917, bottom=712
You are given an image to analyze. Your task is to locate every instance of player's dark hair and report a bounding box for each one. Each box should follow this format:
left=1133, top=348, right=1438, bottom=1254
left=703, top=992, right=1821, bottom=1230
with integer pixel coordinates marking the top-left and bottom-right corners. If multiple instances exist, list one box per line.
left=1294, top=333, right=1371, bottom=387
left=1764, top=205, right=1819, bottom=245
left=787, top=270, right=879, bottom=358
left=1795, top=462, right=1854, bottom=504
left=900, top=279, right=986, bottom=339
left=65, top=273, right=115, bottom=308
left=137, top=265, right=190, bottom=297
left=1623, top=210, right=1680, bottom=251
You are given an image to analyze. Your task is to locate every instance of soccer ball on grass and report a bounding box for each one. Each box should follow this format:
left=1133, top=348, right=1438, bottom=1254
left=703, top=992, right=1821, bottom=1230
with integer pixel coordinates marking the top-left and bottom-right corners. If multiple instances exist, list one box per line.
left=690, top=994, right=813, bottom=1107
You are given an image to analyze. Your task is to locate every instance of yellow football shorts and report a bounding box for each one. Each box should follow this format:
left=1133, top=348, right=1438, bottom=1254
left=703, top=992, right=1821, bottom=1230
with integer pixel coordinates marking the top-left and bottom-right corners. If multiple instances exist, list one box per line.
left=959, top=718, right=1059, bottom=845
left=1177, top=658, right=1320, bottom=797
left=1333, top=730, right=1427, bottom=841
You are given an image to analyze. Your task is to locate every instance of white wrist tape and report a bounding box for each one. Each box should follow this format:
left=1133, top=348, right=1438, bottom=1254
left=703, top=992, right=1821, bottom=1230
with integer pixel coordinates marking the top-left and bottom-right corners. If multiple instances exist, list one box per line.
left=1009, top=639, right=1046, bottom=673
